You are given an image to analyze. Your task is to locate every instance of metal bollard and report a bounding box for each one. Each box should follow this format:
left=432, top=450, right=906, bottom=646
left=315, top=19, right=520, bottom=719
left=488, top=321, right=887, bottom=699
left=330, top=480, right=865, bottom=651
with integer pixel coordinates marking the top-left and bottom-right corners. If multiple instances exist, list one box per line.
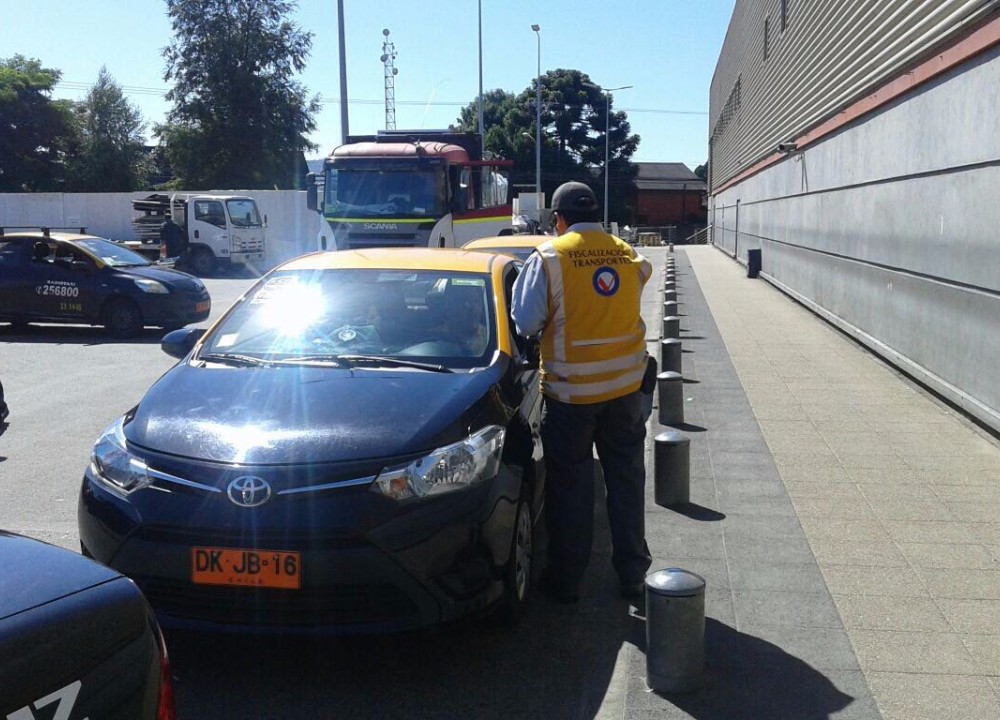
left=646, top=568, right=706, bottom=693
left=659, top=338, right=682, bottom=374
left=668, top=242, right=674, bottom=252
left=657, top=371, right=684, bottom=425
left=664, top=281, right=676, bottom=293
left=654, top=430, right=689, bottom=505
left=663, top=300, right=679, bottom=320
left=662, top=315, right=680, bottom=340
left=664, top=289, right=677, bottom=304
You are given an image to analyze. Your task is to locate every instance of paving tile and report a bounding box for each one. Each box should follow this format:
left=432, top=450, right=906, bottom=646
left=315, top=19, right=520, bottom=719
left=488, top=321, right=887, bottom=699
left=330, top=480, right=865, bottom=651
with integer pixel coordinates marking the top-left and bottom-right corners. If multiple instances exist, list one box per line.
left=727, top=558, right=829, bottom=593
left=783, top=481, right=865, bottom=499
left=832, top=594, right=950, bottom=632
left=961, top=634, right=1000, bottom=674
left=911, top=567, right=1000, bottom=599
left=936, top=598, right=1000, bottom=634
left=795, top=518, right=892, bottom=543
left=732, top=589, right=843, bottom=629
left=865, top=497, right=957, bottom=522
left=943, top=501, right=1000, bottom=523
left=867, top=672, right=1000, bottom=720
left=791, top=497, right=877, bottom=520
left=820, top=566, right=929, bottom=598
left=897, top=542, right=998, bottom=570
left=809, top=539, right=908, bottom=568
left=851, top=630, right=978, bottom=674
left=882, top=520, right=984, bottom=544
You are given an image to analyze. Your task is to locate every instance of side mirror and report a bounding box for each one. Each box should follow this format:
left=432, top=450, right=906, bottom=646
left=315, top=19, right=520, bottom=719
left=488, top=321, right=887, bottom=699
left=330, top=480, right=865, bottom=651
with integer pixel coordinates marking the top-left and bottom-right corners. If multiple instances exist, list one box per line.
left=70, top=260, right=91, bottom=272
left=306, top=173, right=318, bottom=211
left=161, top=327, right=205, bottom=359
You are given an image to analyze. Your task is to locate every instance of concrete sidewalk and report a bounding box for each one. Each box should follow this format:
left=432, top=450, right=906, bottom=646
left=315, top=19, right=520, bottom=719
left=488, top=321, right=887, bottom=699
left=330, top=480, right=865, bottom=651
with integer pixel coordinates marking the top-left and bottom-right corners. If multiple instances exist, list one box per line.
left=611, top=245, right=1000, bottom=720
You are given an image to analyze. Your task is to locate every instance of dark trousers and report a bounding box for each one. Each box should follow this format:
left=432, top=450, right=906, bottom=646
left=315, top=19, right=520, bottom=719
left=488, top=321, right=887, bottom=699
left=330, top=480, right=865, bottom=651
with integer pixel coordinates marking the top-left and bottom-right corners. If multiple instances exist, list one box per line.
left=541, top=390, right=652, bottom=591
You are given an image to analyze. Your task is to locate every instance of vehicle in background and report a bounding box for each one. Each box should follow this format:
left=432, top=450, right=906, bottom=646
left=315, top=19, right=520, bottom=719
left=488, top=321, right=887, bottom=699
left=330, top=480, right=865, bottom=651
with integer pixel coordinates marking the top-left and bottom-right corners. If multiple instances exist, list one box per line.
left=462, top=234, right=550, bottom=262
left=0, top=228, right=210, bottom=337
left=306, top=130, right=513, bottom=251
left=0, top=530, right=175, bottom=720
left=129, top=193, right=267, bottom=276
left=79, top=248, right=544, bottom=634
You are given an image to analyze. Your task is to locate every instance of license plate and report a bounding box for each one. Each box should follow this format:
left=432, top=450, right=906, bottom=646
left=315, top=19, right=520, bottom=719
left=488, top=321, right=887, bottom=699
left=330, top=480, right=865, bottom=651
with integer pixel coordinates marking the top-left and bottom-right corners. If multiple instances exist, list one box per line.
left=195, top=300, right=210, bottom=313
left=191, top=547, right=301, bottom=589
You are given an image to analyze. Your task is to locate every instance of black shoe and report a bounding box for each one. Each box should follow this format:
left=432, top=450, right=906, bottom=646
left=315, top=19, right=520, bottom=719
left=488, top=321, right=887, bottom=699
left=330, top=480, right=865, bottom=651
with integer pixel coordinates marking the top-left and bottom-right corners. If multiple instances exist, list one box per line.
left=620, top=582, right=645, bottom=599
left=540, top=573, right=580, bottom=604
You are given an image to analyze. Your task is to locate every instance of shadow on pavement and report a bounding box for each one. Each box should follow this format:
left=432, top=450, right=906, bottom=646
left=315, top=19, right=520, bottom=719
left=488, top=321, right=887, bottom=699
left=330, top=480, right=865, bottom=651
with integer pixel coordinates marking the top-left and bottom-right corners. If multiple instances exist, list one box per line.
left=665, top=504, right=725, bottom=522
left=648, top=618, right=855, bottom=720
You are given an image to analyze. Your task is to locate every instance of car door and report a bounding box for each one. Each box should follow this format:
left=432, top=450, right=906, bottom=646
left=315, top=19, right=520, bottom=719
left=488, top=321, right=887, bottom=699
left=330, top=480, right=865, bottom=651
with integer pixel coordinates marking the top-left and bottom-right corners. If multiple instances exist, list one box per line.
left=24, top=240, right=100, bottom=322
left=501, top=264, right=544, bottom=513
left=0, top=238, right=33, bottom=317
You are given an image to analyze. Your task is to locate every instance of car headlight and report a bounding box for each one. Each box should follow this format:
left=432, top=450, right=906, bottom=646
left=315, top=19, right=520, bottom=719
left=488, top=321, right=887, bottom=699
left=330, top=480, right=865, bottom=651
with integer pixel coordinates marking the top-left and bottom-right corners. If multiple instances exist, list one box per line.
left=371, top=425, right=505, bottom=501
left=90, top=418, right=152, bottom=496
left=134, top=278, right=169, bottom=294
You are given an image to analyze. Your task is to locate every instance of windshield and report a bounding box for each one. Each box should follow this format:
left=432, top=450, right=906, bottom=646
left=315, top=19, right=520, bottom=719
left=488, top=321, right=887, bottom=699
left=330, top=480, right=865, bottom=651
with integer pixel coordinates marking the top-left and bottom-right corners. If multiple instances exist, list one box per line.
left=201, top=268, right=495, bottom=369
left=324, top=164, right=447, bottom=219
left=227, top=199, right=263, bottom=227
left=466, top=246, right=536, bottom=261
left=75, top=237, right=151, bottom=267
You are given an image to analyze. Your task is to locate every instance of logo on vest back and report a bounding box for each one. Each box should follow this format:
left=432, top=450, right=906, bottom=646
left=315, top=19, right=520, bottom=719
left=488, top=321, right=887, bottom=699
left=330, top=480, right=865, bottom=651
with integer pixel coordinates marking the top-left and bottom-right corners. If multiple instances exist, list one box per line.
left=592, top=266, right=620, bottom=296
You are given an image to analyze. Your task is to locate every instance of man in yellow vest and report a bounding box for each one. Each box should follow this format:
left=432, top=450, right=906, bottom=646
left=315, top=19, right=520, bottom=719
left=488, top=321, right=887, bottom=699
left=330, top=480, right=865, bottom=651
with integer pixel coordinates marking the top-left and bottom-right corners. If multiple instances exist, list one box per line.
left=511, top=181, right=652, bottom=604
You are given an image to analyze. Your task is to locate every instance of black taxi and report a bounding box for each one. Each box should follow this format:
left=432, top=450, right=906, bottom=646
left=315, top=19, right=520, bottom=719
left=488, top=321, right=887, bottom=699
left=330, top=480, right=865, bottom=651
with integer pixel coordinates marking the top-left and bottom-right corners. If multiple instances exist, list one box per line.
left=0, top=228, right=210, bottom=337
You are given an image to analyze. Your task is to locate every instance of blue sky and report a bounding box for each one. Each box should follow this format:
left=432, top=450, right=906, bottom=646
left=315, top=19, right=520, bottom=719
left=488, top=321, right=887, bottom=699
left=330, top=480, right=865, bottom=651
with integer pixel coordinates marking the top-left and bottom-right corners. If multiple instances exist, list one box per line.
left=3, top=0, right=735, bottom=168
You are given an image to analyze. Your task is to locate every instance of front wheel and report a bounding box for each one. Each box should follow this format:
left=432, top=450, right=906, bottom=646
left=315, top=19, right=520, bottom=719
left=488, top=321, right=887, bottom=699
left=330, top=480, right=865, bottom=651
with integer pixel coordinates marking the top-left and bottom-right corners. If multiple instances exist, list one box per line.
left=102, top=298, right=143, bottom=338
left=496, top=495, right=533, bottom=625
left=189, top=246, right=216, bottom=276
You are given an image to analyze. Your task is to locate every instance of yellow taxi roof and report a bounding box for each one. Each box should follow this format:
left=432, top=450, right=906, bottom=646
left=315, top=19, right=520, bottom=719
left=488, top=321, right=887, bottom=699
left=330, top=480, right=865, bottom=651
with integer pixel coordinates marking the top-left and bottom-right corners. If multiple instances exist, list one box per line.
left=279, top=247, right=514, bottom=274
left=462, top=235, right=549, bottom=249
left=6, top=231, right=100, bottom=243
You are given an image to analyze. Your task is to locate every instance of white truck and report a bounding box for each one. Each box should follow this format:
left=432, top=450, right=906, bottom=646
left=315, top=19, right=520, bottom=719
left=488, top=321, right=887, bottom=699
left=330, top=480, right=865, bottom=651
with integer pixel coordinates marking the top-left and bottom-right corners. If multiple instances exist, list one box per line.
left=129, top=193, right=267, bottom=275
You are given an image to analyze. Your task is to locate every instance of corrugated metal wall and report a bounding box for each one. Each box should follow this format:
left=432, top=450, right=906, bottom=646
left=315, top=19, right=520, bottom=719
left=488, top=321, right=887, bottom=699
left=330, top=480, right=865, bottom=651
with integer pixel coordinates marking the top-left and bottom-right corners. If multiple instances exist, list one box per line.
left=710, top=0, right=999, bottom=188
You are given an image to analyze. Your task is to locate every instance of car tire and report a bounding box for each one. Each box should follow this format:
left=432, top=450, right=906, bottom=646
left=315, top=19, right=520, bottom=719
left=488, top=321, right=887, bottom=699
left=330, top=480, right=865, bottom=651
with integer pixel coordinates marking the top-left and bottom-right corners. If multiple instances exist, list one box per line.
left=102, top=298, right=143, bottom=338
left=190, top=247, right=216, bottom=276
left=496, top=494, right=533, bottom=626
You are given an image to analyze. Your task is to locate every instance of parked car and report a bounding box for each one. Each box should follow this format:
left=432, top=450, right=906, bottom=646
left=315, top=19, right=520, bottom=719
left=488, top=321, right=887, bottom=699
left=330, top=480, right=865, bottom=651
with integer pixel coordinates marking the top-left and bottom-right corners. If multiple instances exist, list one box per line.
left=79, top=248, right=544, bottom=633
left=461, top=234, right=549, bottom=261
left=0, top=228, right=210, bottom=337
left=0, top=530, right=175, bottom=719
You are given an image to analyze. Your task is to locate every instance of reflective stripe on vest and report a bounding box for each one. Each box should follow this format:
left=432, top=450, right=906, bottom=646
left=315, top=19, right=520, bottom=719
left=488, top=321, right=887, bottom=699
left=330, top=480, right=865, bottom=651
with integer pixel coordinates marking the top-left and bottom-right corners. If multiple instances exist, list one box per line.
left=537, top=231, right=648, bottom=404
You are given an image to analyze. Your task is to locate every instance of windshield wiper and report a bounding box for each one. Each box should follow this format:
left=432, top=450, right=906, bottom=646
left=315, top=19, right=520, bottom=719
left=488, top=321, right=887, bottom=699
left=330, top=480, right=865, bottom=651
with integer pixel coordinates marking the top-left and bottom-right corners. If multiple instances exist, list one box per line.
left=336, top=354, right=453, bottom=373
left=275, top=354, right=350, bottom=367
left=199, top=352, right=271, bottom=367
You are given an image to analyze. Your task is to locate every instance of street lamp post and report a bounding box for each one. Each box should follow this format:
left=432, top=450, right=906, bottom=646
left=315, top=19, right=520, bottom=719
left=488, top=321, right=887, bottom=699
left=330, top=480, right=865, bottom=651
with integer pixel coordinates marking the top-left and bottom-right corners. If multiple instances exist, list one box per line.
left=531, top=24, right=541, bottom=222
left=595, top=84, right=633, bottom=228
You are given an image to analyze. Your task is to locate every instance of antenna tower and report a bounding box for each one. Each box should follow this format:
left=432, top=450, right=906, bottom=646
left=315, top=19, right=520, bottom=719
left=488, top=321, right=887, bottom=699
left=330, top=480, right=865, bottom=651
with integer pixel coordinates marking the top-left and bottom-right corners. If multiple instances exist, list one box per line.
left=380, top=29, right=398, bottom=131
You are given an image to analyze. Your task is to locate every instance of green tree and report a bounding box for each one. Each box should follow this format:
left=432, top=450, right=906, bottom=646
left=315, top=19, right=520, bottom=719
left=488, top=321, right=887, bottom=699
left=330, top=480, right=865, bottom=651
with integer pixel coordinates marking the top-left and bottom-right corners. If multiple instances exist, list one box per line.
left=454, top=69, right=640, bottom=222
left=157, top=0, right=320, bottom=189
left=0, top=55, right=77, bottom=192
left=694, top=163, right=707, bottom=181
left=66, top=66, right=151, bottom=191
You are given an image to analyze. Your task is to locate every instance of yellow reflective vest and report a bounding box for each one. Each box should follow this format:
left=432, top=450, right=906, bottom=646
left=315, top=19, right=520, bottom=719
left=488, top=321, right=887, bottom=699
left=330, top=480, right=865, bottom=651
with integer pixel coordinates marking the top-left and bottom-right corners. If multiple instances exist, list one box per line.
left=536, top=229, right=651, bottom=404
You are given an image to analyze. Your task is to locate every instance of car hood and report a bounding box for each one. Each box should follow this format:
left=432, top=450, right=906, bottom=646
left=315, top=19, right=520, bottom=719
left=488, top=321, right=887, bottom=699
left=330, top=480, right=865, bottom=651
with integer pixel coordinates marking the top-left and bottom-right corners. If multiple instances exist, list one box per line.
left=0, top=531, right=122, bottom=621
left=120, top=264, right=205, bottom=291
left=125, top=362, right=503, bottom=465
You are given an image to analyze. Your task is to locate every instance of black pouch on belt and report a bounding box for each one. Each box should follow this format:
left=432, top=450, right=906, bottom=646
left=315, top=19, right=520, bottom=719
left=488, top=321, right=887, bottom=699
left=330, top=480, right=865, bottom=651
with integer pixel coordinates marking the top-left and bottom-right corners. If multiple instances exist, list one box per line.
left=640, top=355, right=658, bottom=394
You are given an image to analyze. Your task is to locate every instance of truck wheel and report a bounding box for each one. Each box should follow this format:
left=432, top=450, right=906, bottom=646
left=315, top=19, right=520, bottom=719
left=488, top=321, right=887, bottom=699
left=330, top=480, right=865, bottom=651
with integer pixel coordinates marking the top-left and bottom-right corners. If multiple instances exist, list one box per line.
left=190, top=247, right=216, bottom=276
left=102, top=298, right=143, bottom=338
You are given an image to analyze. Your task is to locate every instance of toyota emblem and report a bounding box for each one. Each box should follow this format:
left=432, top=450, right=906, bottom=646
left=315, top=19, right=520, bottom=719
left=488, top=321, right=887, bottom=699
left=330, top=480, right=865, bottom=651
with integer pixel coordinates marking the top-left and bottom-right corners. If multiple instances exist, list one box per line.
left=227, top=476, right=272, bottom=507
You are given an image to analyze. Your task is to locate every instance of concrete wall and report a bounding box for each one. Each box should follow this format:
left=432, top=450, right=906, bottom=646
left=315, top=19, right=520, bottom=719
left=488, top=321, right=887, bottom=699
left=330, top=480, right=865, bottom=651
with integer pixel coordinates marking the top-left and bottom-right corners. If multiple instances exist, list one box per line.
left=709, top=43, right=1000, bottom=431
left=0, top=189, right=323, bottom=270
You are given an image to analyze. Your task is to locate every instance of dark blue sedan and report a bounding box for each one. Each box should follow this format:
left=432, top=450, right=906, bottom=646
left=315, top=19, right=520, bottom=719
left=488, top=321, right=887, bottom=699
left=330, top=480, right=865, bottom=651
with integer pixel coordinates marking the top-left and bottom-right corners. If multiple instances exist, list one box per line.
left=0, top=229, right=210, bottom=336
left=78, top=248, right=543, bottom=633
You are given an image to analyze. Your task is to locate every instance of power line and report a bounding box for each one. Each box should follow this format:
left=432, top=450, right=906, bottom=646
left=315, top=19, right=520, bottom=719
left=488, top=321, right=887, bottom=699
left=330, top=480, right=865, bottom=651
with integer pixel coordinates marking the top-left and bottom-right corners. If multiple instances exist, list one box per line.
left=54, top=82, right=707, bottom=116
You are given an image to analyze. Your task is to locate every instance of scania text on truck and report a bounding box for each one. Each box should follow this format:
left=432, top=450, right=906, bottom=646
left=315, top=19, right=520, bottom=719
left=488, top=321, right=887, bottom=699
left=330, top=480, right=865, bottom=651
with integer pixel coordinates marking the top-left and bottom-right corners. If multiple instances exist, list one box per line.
left=129, top=194, right=267, bottom=275
left=306, top=131, right=513, bottom=250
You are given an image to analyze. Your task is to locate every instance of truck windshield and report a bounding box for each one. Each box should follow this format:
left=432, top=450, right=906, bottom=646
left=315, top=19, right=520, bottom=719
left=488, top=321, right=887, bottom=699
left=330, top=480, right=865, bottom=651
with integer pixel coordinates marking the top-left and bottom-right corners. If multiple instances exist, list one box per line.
left=324, top=165, right=446, bottom=219
left=227, top=199, right=263, bottom=227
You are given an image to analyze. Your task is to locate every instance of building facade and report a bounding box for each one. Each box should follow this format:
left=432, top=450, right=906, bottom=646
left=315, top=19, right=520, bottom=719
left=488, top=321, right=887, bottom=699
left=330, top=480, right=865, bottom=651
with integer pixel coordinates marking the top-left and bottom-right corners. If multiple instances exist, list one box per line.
left=630, top=163, right=707, bottom=227
left=709, top=0, right=1000, bottom=432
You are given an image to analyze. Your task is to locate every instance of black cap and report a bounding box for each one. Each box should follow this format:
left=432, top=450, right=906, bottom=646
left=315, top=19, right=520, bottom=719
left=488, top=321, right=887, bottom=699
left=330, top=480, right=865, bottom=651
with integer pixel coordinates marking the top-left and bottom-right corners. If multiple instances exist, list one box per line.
left=551, top=181, right=599, bottom=213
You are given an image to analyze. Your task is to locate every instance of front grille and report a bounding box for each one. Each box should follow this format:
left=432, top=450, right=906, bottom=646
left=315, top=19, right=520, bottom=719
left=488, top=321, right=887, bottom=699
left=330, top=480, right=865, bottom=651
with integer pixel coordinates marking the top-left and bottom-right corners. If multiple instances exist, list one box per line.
left=130, top=524, right=369, bottom=549
left=138, top=578, right=415, bottom=626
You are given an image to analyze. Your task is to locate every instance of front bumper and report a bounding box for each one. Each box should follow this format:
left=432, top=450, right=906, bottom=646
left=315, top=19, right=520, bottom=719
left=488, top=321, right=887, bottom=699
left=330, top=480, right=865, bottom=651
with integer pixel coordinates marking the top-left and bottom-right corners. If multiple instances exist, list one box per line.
left=78, top=461, right=520, bottom=634
left=137, top=290, right=211, bottom=328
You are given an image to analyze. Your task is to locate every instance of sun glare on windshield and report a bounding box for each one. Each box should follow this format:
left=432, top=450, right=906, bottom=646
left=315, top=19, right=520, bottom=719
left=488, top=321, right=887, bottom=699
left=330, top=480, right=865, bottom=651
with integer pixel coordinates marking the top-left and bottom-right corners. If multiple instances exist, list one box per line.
left=255, top=279, right=326, bottom=334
